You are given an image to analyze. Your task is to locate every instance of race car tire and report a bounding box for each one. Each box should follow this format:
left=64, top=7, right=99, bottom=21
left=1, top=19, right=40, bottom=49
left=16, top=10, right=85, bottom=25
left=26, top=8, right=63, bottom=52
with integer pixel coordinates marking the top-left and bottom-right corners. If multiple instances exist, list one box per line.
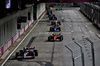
left=48, top=36, right=51, bottom=41
left=53, top=15, right=55, bottom=17
left=59, top=35, right=63, bottom=41
left=61, top=35, right=63, bottom=40
left=51, top=22, right=53, bottom=25
left=32, top=52, right=35, bottom=59
left=50, top=27, right=53, bottom=31
left=20, top=50, right=24, bottom=53
left=54, top=17, right=57, bottom=20
left=57, top=22, right=61, bottom=25
left=34, top=50, right=38, bottom=56
left=58, top=27, right=61, bottom=31
left=16, top=52, right=19, bottom=58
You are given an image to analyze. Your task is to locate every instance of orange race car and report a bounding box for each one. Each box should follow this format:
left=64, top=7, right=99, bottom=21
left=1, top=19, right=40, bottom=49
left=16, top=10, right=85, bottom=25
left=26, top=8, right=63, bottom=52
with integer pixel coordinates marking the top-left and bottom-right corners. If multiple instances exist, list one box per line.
left=48, top=34, right=63, bottom=41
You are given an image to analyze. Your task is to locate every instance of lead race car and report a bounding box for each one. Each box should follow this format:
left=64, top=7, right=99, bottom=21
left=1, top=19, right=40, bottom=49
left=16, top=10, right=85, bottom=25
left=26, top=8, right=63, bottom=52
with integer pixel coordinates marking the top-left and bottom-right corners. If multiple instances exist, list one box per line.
left=48, top=33, right=63, bottom=41
left=55, top=8, right=62, bottom=10
left=16, top=47, right=38, bottom=59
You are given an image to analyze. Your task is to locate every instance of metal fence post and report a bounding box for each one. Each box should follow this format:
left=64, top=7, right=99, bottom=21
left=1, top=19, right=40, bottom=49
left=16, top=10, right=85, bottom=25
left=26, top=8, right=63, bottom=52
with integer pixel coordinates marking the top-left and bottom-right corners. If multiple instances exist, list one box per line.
left=86, top=37, right=95, bottom=66
left=65, top=45, right=75, bottom=66
left=96, top=34, right=100, bottom=39
left=74, top=41, right=85, bottom=66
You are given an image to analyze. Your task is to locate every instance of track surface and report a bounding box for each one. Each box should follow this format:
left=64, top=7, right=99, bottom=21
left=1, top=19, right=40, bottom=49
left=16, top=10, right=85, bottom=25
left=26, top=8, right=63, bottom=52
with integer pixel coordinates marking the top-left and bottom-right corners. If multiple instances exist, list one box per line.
left=4, top=8, right=100, bottom=66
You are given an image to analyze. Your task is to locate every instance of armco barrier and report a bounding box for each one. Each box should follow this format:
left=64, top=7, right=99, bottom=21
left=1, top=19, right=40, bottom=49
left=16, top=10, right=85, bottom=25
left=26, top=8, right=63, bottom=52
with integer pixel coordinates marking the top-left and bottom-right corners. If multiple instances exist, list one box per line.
left=13, top=32, right=20, bottom=44
left=0, top=38, right=13, bottom=57
left=0, top=8, right=45, bottom=58
left=3, top=39, right=12, bottom=53
left=0, top=19, right=33, bottom=58
left=25, top=23, right=29, bottom=31
left=0, top=47, right=3, bottom=57
left=20, top=28, right=24, bottom=36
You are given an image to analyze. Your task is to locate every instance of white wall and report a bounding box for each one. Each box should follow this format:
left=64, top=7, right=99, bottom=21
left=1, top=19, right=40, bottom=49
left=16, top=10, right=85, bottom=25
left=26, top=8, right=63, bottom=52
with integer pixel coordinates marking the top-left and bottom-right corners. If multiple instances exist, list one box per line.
left=0, top=6, right=34, bottom=47
left=37, top=3, right=45, bottom=18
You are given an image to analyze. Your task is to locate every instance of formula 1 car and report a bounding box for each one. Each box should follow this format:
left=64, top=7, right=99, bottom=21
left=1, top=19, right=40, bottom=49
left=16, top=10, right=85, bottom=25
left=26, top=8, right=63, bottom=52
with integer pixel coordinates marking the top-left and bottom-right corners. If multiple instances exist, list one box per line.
left=47, top=9, right=52, bottom=15
left=49, top=15, right=57, bottom=20
left=47, top=11, right=52, bottom=16
left=50, top=25, right=61, bottom=32
left=16, top=47, right=38, bottom=59
left=51, top=20, right=61, bottom=25
left=56, top=8, right=62, bottom=10
left=48, top=34, right=63, bottom=41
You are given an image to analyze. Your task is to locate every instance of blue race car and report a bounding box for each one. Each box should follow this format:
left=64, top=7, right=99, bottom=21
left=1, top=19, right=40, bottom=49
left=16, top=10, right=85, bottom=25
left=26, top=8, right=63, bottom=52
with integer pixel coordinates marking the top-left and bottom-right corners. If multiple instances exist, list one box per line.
left=50, top=25, right=61, bottom=32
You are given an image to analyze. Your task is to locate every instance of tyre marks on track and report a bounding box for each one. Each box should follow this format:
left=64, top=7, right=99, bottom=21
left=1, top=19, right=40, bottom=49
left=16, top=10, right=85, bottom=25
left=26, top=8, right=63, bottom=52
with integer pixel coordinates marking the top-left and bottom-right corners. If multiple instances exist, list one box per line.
left=51, top=42, right=55, bottom=63
left=26, top=37, right=35, bottom=47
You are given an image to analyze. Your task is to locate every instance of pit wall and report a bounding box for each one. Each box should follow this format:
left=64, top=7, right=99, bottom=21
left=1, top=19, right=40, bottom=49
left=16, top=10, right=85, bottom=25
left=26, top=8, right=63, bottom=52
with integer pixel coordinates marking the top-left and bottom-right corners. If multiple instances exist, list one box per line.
left=0, top=3, right=46, bottom=57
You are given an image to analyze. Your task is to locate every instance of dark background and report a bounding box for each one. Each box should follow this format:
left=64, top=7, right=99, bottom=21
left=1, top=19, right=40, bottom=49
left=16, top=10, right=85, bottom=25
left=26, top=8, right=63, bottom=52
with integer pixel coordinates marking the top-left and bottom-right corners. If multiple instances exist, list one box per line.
left=0, top=0, right=98, bottom=19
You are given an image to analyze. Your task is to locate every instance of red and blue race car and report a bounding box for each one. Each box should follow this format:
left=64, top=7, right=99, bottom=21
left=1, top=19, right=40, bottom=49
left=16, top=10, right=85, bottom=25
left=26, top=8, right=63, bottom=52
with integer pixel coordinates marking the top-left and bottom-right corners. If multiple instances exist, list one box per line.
left=16, top=47, right=38, bottom=59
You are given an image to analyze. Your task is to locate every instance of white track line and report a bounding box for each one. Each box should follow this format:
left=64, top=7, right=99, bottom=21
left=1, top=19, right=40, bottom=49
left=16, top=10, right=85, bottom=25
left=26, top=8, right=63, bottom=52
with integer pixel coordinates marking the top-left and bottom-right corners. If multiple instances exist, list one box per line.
left=1, top=12, right=45, bottom=66
left=85, top=25, right=87, bottom=27
left=79, top=27, right=82, bottom=32
left=74, top=55, right=81, bottom=60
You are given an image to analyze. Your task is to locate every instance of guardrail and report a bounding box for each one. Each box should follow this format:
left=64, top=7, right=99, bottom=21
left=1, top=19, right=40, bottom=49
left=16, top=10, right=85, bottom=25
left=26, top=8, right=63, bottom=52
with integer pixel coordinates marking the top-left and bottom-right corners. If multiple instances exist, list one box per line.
left=0, top=8, right=45, bottom=58
left=0, top=19, right=33, bottom=57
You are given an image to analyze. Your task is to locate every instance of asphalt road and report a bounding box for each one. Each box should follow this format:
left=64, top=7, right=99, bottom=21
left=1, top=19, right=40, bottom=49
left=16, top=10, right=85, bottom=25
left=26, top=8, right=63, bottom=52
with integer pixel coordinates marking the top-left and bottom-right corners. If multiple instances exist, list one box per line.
left=4, top=7, right=100, bottom=66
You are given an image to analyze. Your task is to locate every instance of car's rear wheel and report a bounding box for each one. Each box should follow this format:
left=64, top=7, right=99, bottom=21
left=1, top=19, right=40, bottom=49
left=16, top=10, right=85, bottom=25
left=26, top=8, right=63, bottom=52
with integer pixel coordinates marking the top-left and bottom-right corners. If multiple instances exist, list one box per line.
left=50, top=27, right=52, bottom=31
left=58, top=27, right=61, bottom=31
left=16, top=52, right=19, bottom=58
left=48, top=36, right=51, bottom=41
left=32, top=52, right=35, bottom=59
left=34, top=50, right=38, bottom=56
left=60, top=36, right=63, bottom=41
left=55, top=17, right=57, bottom=20
left=58, top=22, right=61, bottom=25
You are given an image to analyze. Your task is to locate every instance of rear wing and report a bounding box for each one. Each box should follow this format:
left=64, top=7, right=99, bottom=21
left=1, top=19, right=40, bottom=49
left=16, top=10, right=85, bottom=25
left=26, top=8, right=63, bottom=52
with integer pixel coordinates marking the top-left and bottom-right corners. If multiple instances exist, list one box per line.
left=23, top=47, right=35, bottom=50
